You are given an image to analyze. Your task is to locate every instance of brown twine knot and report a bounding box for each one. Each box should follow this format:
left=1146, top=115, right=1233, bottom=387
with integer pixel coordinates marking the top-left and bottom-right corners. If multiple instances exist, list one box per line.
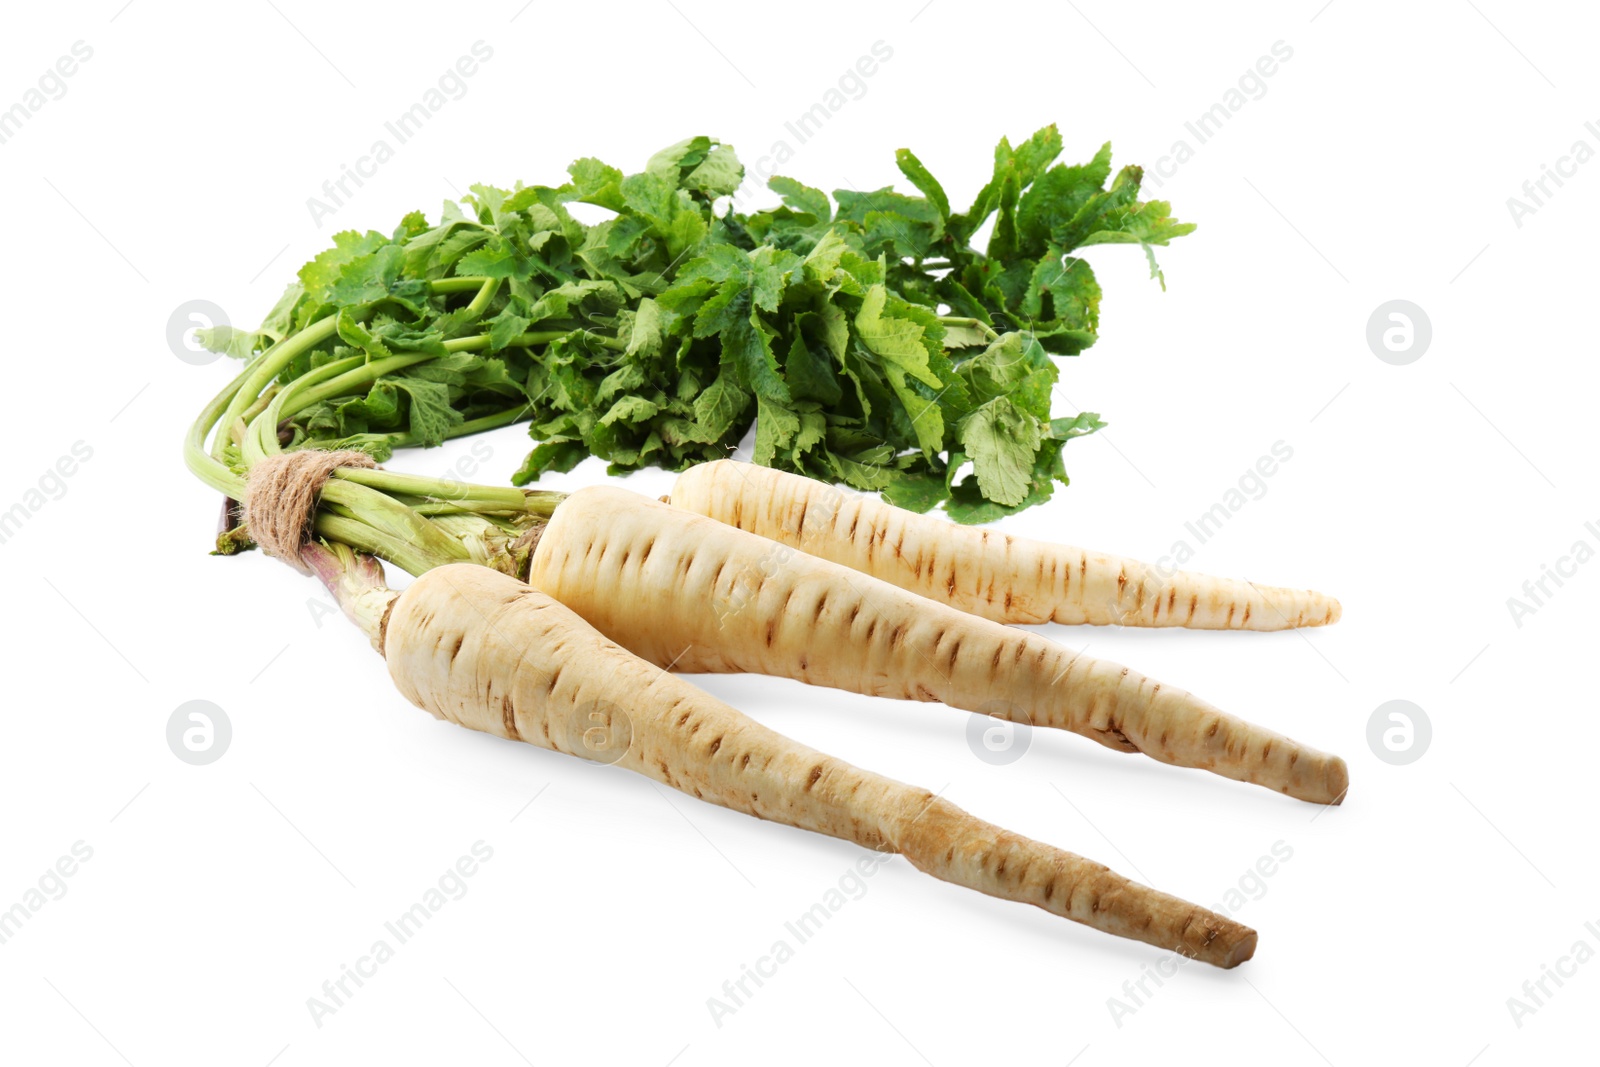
left=244, top=450, right=377, bottom=570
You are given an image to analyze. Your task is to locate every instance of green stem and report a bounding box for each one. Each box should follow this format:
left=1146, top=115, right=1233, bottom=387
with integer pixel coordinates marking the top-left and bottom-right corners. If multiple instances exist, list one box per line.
left=243, top=354, right=370, bottom=465
left=298, top=403, right=536, bottom=455
left=400, top=500, right=531, bottom=519
left=231, top=346, right=552, bottom=558
left=336, top=467, right=561, bottom=515
left=938, top=315, right=1001, bottom=341
left=429, top=276, right=491, bottom=294
left=250, top=331, right=600, bottom=463
left=280, top=351, right=438, bottom=423
left=318, top=478, right=471, bottom=566
left=205, top=272, right=502, bottom=471
left=185, top=362, right=253, bottom=497
left=210, top=314, right=342, bottom=461
left=446, top=329, right=627, bottom=354
left=465, top=276, right=500, bottom=318
left=392, top=404, right=533, bottom=443
left=189, top=287, right=596, bottom=580
left=239, top=384, right=280, bottom=425
left=245, top=351, right=539, bottom=478
left=313, top=513, right=453, bottom=577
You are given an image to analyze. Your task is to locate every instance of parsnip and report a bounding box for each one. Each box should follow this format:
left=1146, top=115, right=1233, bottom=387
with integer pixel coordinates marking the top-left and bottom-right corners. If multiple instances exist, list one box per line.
left=526, top=486, right=1348, bottom=805
left=312, top=552, right=1257, bottom=967
left=670, top=460, right=1341, bottom=630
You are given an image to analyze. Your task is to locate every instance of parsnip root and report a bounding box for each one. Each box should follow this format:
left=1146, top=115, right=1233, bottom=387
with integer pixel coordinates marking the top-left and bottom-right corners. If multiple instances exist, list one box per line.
left=379, top=563, right=1257, bottom=966
left=526, top=486, right=1348, bottom=805
left=670, top=460, right=1341, bottom=630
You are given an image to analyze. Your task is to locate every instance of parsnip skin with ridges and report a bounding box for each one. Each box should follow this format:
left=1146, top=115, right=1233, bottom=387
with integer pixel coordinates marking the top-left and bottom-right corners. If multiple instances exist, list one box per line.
left=670, top=460, right=1341, bottom=630
left=385, top=565, right=1257, bottom=966
left=526, top=488, right=1348, bottom=805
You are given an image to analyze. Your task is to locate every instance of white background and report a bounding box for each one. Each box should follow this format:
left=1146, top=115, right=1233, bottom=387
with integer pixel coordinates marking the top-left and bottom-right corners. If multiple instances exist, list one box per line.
left=2, top=1, right=1595, bottom=1063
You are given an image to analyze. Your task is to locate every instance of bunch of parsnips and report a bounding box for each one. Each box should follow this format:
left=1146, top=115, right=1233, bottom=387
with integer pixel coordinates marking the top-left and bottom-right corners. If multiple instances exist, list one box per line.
left=188, top=133, right=1342, bottom=968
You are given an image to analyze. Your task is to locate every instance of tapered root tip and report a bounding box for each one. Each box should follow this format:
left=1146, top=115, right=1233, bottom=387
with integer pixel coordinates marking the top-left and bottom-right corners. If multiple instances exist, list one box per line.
left=1221, top=930, right=1258, bottom=969
left=1289, top=591, right=1341, bottom=628
left=1282, top=754, right=1349, bottom=806
left=1190, top=916, right=1258, bottom=968
left=1325, top=757, right=1350, bottom=806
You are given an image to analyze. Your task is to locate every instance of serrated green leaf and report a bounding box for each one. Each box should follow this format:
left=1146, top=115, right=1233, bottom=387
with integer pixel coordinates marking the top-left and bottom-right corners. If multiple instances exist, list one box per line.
left=456, top=237, right=533, bottom=280
left=768, top=175, right=830, bottom=219
left=596, top=363, right=648, bottom=405
left=684, top=142, right=743, bottom=197
left=511, top=439, right=587, bottom=485
left=802, top=229, right=849, bottom=284
left=880, top=468, right=948, bottom=513
left=1022, top=252, right=1101, bottom=334
left=855, top=285, right=941, bottom=387
left=694, top=276, right=750, bottom=338
left=793, top=410, right=827, bottom=457
left=488, top=308, right=532, bottom=352
left=726, top=313, right=789, bottom=404
left=600, top=394, right=660, bottom=426
left=952, top=124, right=1063, bottom=241
left=959, top=396, right=1040, bottom=507
left=833, top=187, right=943, bottom=239
left=194, top=324, right=271, bottom=361
left=1050, top=411, right=1105, bottom=439
left=884, top=364, right=944, bottom=456
left=393, top=378, right=463, bottom=447
left=750, top=246, right=801, bottom=313
left=894, top=147, right=950, bottom=220
left=825, top=450, right=895, bottom=491
left=986, top=171, right=1021, bottom=262
left=693, top=365, right=750, bottom=438
left=299, top=230, right=389, bottom=298
left=326, top=243, right=406, bottom=306
left=568, top=157, right=626, bottom=211
left=646, top=136, right=713, bottom=180
left=1016, top=143, right=1112, bottom=255
left=814, top=300, right=849, bottom=361
left=753, top=396, right=801, bottom=465
left=784, top=330, right=843, bottom=405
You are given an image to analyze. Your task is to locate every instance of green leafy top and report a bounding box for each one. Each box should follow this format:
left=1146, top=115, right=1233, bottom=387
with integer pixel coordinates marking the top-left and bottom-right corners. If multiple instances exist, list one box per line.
left=202, top=127, right=1190, bottom=521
